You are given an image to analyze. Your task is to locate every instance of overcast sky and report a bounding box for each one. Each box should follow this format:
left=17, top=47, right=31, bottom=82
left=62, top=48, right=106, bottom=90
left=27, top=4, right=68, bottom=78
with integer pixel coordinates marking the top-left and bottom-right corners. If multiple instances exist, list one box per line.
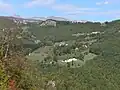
left=0, top=0, right=120, bottom=21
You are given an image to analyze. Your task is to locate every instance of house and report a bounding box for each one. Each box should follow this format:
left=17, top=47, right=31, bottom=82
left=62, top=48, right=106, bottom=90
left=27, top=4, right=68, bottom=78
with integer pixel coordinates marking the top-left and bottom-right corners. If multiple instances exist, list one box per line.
left=62, top=58, right=78, bottom=63
left=91, top=31, right=100, bottom=34
left=54, top=42, right=68, bottom=47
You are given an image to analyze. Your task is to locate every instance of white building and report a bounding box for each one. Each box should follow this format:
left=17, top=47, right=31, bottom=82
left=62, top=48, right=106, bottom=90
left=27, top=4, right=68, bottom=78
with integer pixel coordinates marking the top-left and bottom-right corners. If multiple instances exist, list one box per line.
left=62, top=58, right=78, bottom=63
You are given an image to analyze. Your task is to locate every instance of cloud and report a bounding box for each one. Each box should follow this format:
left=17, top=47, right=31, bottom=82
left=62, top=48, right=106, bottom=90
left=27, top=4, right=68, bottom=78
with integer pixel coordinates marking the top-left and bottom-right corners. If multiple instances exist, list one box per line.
left=24, top=0, right=100, bottom=20
left=25, top=0, right=98, bottom=16
left=0, top=0, right=13, bottom=13
left=66, top=10, right=120, bottom=19
left=51, top=4, right=98, bottom=16
left=96, top=0, right=120, bottom=5
left=96, top=1, right=109, bottom=5
left=0, top=1, right=11, bottom=9
left=25, top=0, right=55, bottom=7
left=52, top=4, right=98, bottom=12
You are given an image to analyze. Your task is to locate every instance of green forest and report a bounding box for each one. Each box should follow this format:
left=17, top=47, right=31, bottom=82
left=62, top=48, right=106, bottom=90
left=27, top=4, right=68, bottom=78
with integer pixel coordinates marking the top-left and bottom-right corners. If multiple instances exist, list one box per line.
left=1, top=17, right=120, bottom=90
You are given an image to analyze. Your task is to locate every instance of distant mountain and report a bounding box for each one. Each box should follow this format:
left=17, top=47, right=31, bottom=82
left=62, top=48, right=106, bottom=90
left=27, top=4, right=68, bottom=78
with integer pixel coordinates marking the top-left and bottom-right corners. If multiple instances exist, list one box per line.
left=31, top=17, right=46, bottom=21
left=31, top=16, right=69, bottom=21
left=0, top=16, right=102, bottom=26
left=1, top=16, right=42, bottom=24
left=6, top=16, right=69, bottom=23
left=0, top=16, right=70, bottom=28
left=46, top=16, right=69, bottom=21
left=0, top=15, right=90, bottom=23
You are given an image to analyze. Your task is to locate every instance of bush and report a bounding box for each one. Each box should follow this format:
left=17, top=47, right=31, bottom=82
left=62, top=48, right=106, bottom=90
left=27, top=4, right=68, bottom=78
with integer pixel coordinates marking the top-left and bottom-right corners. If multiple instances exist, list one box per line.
left=0, top=63, right=8, bottom=90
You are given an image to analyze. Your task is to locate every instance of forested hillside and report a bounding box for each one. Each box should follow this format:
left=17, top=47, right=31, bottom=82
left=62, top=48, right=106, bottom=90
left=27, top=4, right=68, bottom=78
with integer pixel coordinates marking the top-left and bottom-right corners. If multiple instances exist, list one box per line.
left=1, top=17, right=120, bottom=90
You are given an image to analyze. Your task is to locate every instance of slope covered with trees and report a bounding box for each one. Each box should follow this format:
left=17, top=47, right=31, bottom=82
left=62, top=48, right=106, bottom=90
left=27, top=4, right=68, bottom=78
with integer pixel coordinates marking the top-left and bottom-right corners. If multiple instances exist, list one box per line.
left=1, top=17, right=120, bottom=90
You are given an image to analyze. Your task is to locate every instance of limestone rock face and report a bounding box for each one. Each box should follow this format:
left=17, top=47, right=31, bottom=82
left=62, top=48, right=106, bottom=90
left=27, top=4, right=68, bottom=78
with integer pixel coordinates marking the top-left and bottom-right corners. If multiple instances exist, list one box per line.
left=40, top=20, right=56, bottom=27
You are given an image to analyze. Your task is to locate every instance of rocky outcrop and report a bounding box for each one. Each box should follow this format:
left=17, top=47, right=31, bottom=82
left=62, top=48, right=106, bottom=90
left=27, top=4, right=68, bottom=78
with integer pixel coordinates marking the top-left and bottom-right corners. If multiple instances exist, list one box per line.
left=40, top=20, right=57, bottom=27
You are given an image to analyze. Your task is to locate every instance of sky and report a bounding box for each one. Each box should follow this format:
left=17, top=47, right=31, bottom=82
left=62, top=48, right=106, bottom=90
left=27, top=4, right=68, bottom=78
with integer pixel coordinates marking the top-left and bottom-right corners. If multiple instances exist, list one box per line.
left=0, top=0, right=120, bottom=21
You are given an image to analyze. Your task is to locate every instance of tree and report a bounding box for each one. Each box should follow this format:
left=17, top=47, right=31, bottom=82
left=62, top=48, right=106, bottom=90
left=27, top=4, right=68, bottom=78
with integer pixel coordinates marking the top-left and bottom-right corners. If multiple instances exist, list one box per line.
left=72, top=60, right=74, bottom=66
left=67, top=62, right=70, bottom=67
left=0, top=26, right=36, bottom=89
left=0, top=62, right=8, bottom=90
left=74, top=52, right=84, bottom=61
left=44, top=55, right=52, bottom=62
left=53, top=55, right=57, bottom=62
left=105, top=21, right=108, bottom=24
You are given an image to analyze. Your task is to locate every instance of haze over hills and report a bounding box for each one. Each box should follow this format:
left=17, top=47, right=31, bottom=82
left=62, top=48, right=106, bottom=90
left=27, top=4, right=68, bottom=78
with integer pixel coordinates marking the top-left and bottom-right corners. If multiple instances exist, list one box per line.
left=0, top=15, right=91, bottom=23
left=0, top=15, right=69, bottom=21
left=1, top=14, right=117, bottom=25
left=31, top=16, right=69, bottom=21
